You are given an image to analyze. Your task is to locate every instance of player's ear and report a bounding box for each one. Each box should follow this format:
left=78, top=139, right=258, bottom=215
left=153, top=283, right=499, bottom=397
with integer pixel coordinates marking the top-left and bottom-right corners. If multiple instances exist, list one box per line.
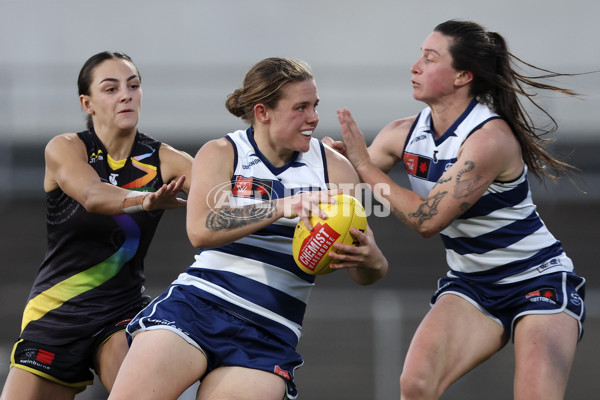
left=254, top=104, right=269, bottom=123
left=455, top=70, right=473, bottom=87
left=80, top=95, right=94, bottom=115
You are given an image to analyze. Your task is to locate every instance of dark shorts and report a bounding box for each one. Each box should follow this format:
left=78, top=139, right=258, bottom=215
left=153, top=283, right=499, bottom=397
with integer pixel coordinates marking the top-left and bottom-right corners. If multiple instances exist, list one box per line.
left=432, top=271, right=586, bottom=340
left=127, top=284, right=303, bottom=399
left=10, top=296, right=152, bottom=388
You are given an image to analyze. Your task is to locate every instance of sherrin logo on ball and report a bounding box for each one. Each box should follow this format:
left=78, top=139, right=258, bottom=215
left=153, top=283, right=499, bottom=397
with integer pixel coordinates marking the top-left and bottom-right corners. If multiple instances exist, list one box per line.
left=292, top=194, right=367, bottom=275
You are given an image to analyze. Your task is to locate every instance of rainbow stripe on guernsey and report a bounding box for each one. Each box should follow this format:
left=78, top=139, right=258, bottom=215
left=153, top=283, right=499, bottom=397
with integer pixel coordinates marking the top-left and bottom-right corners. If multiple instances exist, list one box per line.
left=123, top=149, right=158, bottom=188
left=21, top=215, right=141, bottom=332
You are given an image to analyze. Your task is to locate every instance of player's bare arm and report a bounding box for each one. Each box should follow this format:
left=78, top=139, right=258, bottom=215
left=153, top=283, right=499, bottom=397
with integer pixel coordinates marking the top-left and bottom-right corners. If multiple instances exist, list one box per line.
left=367, top=116, right=416, bottom=173
left=44, top=133, right=132, bottom=214
left=158, top=143, right=194, bottom=195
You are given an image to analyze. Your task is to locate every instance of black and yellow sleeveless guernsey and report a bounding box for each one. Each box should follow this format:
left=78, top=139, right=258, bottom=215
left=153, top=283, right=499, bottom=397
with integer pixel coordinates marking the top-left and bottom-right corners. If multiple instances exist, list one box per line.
left=19, top=129, right=165, bottom=345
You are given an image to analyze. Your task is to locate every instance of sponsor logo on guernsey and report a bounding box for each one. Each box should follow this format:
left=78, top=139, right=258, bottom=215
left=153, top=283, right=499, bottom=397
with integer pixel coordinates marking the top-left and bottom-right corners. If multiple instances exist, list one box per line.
left=242, top=153, right=262, bottom=169
left=231, top=176, right=273, bottom=200
left=89, top=149, right=104, bottom=164
left=404, top=153, right=431, bottom=179
left=409, top=134, right=428, bottom=145
left=525, top=288, right=557, bottom=304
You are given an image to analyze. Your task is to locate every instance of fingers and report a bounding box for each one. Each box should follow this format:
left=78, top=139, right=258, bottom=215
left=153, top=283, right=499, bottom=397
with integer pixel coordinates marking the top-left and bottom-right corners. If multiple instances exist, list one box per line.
left=283, top=190, right=341, bottom=229
left=328, top=227, right=370, bottom=269
left=144, top=176, right=188, bottom=210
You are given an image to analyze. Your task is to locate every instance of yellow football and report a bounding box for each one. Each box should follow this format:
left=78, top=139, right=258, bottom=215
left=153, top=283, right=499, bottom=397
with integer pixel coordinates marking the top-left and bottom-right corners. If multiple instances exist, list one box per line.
left=292, top=194, right=367, bottom=275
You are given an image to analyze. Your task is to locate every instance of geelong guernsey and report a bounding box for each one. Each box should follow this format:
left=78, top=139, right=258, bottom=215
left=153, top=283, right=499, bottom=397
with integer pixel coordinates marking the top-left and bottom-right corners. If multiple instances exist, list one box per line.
left=20, top=129, right=165, bottom=345
left=173, top=127, right=330, bottom=348
left=403, top=100, right=573, bottom=284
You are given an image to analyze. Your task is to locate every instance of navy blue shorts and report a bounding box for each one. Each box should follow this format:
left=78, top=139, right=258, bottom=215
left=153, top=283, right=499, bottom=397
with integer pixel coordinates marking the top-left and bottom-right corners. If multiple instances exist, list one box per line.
left=127, top=284, right=303, bottom=399
left=432, top=271, right=586, bottom=340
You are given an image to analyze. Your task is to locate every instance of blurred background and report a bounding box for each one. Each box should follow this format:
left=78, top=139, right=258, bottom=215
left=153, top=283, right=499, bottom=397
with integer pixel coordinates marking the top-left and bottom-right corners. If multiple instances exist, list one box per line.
left=1, top=0, right=598, bottom=398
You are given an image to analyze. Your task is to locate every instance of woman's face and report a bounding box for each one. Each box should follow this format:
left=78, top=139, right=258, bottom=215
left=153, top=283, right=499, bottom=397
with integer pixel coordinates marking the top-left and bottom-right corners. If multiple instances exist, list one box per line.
left=81, top=58, right=142, bottom=134
left=410, top=31, right=460, bottom=104
left=263, top=79, right=319, bottom=156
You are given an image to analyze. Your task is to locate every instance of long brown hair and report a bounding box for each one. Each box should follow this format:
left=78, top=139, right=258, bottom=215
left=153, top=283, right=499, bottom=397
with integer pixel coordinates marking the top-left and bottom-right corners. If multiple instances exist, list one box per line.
left=435, top=19, right=581, bottom=182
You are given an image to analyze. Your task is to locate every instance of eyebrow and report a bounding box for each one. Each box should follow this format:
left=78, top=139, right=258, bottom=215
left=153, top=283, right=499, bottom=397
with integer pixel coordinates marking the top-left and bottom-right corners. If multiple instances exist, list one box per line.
left=422, top=47, right=441, bottom=56
left=99, top=74, right=139, bottom=84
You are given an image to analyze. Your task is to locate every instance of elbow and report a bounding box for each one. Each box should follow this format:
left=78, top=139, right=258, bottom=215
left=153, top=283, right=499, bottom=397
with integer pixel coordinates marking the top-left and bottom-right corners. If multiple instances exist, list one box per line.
left=80, top=196, right=106, bottom=215
left=187, top=227, right=220, bottom=249
left=187, top=230, right=210, bottom=249
left=414, top=223, right=443, bottom=239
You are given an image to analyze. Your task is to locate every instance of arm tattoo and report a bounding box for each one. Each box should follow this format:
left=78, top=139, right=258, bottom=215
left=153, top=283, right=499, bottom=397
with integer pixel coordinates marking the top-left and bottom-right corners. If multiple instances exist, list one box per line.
left=408, top=191, right=447, bottom=227
left=432, top=176, right=452, bottom=191
left=454, top=161, right=488, bottom=199
left=205, top=201, right=277, bottom=231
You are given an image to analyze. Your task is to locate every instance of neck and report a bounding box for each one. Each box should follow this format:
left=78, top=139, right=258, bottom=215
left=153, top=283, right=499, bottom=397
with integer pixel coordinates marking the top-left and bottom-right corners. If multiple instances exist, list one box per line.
left=428, top=96, right=475, bottom=138
left=252, top=126, right=295, bottom=168
left=94, top=126, right=137, bottom=160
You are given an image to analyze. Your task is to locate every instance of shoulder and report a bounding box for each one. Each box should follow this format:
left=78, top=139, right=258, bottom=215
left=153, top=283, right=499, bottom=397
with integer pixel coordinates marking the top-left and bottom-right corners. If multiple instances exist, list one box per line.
left=194, top=137, right=235, bottom=163
left=380, top=115, right=418, bottom=136
left=461, top=118, right=523, bottom=181
left=45, top=133, right=86, bottom=158
left=370, top=115, right=418, bottom=162
left=324, top=145, right=360, bottom=186
left=159, top=142, right=194, bottom=164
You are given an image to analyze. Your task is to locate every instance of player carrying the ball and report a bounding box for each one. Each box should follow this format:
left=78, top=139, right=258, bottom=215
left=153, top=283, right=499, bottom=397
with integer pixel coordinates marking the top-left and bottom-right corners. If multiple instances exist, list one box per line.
left=108, top=57, right=388, bottom=400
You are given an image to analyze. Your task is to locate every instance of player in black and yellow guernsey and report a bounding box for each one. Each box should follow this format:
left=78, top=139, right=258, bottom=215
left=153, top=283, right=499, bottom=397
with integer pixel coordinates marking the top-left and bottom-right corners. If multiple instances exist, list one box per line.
left=0, top=51, right=193, bottom=400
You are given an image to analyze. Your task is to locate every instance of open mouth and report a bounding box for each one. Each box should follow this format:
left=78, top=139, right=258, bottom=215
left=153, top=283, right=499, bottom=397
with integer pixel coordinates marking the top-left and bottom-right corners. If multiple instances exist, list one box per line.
left=300, top=130, right=313, bottom=137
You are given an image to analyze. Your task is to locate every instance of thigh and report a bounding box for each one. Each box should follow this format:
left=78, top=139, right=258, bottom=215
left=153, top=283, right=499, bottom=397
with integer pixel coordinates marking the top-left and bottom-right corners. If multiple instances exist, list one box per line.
left=109, top=329, right=208, bottom=400
left=513, top=312, right=579, bottom=400
left=198, top=366, right=286, bottom=400
left=402, top=294, right=508, bottom=395
left=95, top=330, right=129, bottom=391
left=0, top=367, right=78, bottom=400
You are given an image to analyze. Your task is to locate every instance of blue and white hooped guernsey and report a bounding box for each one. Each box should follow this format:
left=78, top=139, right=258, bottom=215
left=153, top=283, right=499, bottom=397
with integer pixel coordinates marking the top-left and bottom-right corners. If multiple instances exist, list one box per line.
left=403, top=100, right=573, bottom=284
left=173, top=127, right=329, bottom=348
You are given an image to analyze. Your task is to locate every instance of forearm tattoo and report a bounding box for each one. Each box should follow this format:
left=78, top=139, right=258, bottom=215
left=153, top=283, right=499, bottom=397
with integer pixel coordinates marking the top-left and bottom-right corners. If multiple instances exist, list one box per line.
left=408, top=191, right=447, bottom=227
left=454, top=161, right=487, bottom=199
left=205, top=201, right=277, bottom=231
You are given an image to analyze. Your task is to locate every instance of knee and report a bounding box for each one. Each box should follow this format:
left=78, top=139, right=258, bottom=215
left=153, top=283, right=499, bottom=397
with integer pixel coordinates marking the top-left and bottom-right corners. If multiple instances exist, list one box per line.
left=399, top=370, right=437, bottom=400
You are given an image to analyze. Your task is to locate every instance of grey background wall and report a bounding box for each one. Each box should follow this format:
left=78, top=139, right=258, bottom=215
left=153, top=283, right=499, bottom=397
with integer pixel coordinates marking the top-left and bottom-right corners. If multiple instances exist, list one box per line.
left=1, top=1, right=599, bottom=398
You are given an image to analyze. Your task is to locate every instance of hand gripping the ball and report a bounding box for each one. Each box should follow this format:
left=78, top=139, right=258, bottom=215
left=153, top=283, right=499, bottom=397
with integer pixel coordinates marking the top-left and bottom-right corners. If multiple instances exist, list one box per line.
left=281, top=189, right=340, bottom=231
left=292, top=194, right=368, bottom=275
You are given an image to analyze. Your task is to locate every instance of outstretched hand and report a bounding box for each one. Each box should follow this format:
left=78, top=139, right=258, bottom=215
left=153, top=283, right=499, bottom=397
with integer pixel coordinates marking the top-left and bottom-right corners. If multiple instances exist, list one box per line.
left=143, top=175, right=188, bottom=210
left=336, top=108, right=371, bottom=170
